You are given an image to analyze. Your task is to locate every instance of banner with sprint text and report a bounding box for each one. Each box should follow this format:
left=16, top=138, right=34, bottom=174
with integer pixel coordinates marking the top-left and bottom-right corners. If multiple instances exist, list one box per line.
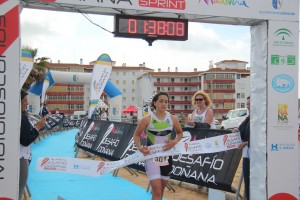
left=76, top=120, right=242, bottom=193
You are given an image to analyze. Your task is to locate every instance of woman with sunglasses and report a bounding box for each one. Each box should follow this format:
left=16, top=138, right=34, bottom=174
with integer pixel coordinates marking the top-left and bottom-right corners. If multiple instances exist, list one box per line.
left=185, top=90, right=216, bottom=129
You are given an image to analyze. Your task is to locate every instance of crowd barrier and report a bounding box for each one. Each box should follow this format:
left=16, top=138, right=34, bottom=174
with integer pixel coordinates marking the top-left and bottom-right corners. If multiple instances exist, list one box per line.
left=75, top=119, right=242, bottom=193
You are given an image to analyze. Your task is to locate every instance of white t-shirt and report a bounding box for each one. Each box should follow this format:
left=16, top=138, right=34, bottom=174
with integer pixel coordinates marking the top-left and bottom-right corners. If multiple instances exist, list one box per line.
left=192, top=108, right=216, bottom=129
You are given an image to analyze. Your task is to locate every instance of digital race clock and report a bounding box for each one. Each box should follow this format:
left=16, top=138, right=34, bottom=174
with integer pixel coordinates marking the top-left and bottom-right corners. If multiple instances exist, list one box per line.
left=114, top=15, right=188, bottom=42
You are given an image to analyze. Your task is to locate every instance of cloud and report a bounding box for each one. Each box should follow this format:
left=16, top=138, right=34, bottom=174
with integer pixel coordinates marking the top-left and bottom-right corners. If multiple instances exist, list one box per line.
left=20, top=8, right=251, bottom=72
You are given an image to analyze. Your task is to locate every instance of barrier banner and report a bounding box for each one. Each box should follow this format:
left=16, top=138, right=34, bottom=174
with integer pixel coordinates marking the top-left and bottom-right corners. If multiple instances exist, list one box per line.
left=28, top=114, right=65, bottom=134
left=37, top=131, right=241, bottom=177
left=74, top=120, right=242, bottom=192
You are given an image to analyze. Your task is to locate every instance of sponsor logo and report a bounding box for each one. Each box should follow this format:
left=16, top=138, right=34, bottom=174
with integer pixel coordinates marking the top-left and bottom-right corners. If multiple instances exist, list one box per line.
left=93, top=69, right=109, bottom=95
left=41, top=158, right=50, bottom=167
left=271, top=55, right=296, bottom=65
left=73, top=74, right=79, bottom=82
left=97, top=162, right=105, bottom=172
left=269, top=193, right=297, bottom=200
left=272, top=0, right=282, bottom=10
left=73, top=164, right=91, bottom=170
left=205, top=143, right=211, bottom=148
left=184, top=143, right=188, bottom=152
left=278, top=104, right=288, bottom=125
left=271, top=143, right=295, bottom=151
left=223, top=134, right=240, bottom=149
left=271, top=74, right=294, bottom=93
left=214, top=140, right=219, bottom=147
left=139, top=0, right=186, bottom=10
left=198, top=0, right=249, bottom=8
left=273, top=28, right=294, bottom=47
left=41, top=158, right=67, bottom=171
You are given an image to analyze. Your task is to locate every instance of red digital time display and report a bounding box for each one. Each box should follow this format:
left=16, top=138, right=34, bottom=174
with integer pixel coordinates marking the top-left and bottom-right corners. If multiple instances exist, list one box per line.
left=114, top=15, right=188, bottom=41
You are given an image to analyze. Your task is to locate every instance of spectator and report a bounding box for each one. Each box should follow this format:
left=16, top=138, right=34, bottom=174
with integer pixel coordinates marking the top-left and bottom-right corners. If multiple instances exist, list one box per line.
left=101, top=108, right=107, bottom=120
left=233, top=96, right=250, bottom=200
left=41, top=103, right=49, bottom=117
left=185, top=90, right=216, bottom=129
left=19, top=90, right=46, bottom=200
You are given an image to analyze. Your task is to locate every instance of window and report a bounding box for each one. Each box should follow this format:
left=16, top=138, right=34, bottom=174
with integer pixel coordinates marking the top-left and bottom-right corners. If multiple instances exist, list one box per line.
left=171, top=105, right=174, bottom=110
left=184, top=87, right=188, bottom=91
left=157, top=87, right=160, bottom=91
left=132, top=89, right=135, bottom=93
left=241, top=103, right=245, bottom=108
left=116, top=71, right=119, bottom=76
left=171, top=96, right=175, bottom=100
left=132, top=80, right=135, bottom=84
left=241, top=93, right=245, bottom=98
left=237, top=74, right=241, bottom=79
left=184, top=105, right=188, bottom=109
left=171, top=78, right=174, bottom=83
left=123, top=71, right=126, bottom=76
left=157, top=78, right=160, bottom=82
left=237, top=93, right=240, bottom=99
left=184, top=96, right=188, bottom=100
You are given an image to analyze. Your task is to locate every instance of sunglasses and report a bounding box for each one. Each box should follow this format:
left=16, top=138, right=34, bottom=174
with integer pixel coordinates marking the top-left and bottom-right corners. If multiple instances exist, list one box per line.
left=195, top=98, right=204, bottom=102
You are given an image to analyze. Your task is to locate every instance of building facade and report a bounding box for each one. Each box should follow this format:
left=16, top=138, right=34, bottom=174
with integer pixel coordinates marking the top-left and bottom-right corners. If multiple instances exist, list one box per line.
left=45, top=60, right=250, bottom=120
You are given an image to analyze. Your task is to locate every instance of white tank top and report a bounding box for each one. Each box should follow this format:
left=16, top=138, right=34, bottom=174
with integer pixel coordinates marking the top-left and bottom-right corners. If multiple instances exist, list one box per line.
left=193, top=108, right=216, bottom=129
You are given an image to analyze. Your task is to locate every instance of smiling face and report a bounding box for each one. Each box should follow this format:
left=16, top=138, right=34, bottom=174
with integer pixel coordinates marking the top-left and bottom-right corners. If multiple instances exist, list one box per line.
left=21, top=96, right=28, bottom=112
left=194, top=95, right=206, bottom=108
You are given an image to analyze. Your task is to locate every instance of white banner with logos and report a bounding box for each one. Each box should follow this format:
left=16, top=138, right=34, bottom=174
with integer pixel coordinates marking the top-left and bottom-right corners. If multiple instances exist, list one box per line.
left=36, top=132, right=241, bottom=176
left=267, top=21, right=299, bottom=200
left=36, top=0, right=298, bottom=21
left=88, top=55, right=112, bottom=119
left=0, top=1, right=21, bottom=199
left=108, top=95, right=122, bottom=122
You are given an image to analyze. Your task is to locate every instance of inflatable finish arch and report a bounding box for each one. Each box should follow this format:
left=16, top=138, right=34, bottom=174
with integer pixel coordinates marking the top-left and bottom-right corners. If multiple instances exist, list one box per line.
left=1, top=1, right=299, bottom=199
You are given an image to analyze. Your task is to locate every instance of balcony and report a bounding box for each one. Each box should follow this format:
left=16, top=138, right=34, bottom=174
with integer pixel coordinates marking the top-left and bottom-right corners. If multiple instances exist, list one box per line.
left=213, top=109, right=232, bottom=114
left=213, top=99, right=235, bottom=103
left=154, top=82, right=200, bottom=86
left=204, top=79, right=235, bottom=84
left=166, top=91, right=195, bottom=95
left=46, top=91, right=84, bottom=95
left=168, top=109, right=194, bottom=114
left=204, top=89, right=235, bottom=93
left=169, top=100, right=191, bottom=104
left=46, top=100, right=84, bottom=104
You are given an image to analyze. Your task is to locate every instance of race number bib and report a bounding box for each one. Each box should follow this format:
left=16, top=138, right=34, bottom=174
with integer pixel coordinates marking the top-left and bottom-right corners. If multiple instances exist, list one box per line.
left=153, top=156, right=169, bottom=166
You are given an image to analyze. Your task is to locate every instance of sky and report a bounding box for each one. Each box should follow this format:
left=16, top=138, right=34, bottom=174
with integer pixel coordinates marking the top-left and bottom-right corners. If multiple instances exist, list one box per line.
left=20, top=8, right=251, bottom=72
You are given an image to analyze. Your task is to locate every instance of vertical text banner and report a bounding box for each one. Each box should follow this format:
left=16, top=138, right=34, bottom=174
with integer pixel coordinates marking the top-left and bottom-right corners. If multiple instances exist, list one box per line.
left=88, top=54, right=112, bottom=118
left=0, top=0, right=21, bottom=199
left=267, top=21, right=299, bottom=200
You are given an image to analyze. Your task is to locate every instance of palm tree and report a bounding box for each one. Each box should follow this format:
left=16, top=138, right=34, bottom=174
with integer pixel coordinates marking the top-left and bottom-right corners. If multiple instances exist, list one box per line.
left=22, top=46, right=49, bottom=90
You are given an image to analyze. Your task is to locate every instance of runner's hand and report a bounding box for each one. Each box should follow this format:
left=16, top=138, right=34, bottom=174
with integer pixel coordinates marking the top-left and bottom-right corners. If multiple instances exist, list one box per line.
left=163, top=140, right=176, bottom=151
left=139, top=146, right=150, bottom=156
